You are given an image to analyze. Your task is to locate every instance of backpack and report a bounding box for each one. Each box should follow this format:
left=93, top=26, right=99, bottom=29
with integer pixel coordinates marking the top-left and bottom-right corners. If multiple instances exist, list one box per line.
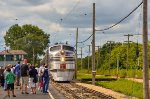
left=42, top=69, right=49, bottom=78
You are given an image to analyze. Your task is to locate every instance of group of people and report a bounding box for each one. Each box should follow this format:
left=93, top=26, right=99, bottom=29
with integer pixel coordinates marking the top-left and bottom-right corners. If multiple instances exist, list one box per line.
left=0, top=60, right=50, bottom=97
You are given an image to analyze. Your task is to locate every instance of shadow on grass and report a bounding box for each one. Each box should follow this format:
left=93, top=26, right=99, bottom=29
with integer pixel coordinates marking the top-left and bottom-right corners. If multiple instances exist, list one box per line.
left=55, top=81, right=71, bottom=83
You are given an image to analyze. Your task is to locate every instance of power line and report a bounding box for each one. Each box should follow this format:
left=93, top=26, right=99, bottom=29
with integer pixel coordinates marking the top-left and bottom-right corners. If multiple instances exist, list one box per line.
left=60, top=0, right=81, bottom=22
left=78, top=34, right=93, bottom=43
left=52, top=0, right=81, bottom=36
left=60, top=0, right=95, bottom=23
left=95, top=2, right=143, bottom=32
left=77, top=2, right=143, bottom=44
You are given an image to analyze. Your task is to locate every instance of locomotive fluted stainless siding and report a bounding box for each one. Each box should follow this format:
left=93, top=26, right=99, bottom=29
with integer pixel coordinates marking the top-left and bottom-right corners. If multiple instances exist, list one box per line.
left=50, top=57, right=75, bottom=61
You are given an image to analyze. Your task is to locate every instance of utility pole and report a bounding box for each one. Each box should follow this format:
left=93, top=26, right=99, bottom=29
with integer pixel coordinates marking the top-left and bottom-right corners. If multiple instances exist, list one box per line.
left=107, top=41, right=114, bottom=75
left=46, top=49, right=49, bottom=67
left=95, top=46, right=100, bottom=70
left=138, top=57, right=140, bottom=67
left=1, top=45, right=7, bottom=67
left=4, top=46, right=6, bottom=67
left=124, top=34, right=133, bottom=71
left=33, top=48, right=35, bottom=66
left=75, top=28, right=78, bottom=79
left=143, top=0, right=149, bottom=98
left=117, top=56, right=119, bottom=79
left=87, top=45, right=91, bottom=71
left=80, top=47, right=83, bottom=70
left=92, top=3, right=96, bottom=85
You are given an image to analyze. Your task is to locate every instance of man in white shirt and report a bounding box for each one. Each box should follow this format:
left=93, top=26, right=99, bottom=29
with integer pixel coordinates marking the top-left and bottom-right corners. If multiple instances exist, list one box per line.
left=38, top=63, right=45, bottom=91
left=35, top=67, right=39, bottom=74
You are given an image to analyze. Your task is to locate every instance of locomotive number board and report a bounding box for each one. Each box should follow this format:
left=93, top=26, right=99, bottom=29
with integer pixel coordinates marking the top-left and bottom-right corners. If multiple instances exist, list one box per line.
left=60, top=64, right=66, bottom=70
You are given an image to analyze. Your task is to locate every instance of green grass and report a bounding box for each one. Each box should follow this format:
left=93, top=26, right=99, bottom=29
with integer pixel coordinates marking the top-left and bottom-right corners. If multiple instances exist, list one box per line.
left=77, top=69, right=91, bottom=74
left=76, top=72, right=144, bottom=99
left=77, top=72, right=110, bottom=80
left=77, top=73, right=92, bottom=79
left=96, top=79, right=143, bottom=99
left=78, top=69, right=144, bottom=78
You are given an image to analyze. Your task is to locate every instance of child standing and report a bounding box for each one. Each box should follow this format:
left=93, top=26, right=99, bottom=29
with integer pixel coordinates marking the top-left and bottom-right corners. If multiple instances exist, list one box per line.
left=5, top=67, right=16, bottom=97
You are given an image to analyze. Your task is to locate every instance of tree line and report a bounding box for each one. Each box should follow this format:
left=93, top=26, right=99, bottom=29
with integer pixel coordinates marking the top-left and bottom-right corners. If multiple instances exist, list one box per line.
left=77, top=42, right=150, bottom=71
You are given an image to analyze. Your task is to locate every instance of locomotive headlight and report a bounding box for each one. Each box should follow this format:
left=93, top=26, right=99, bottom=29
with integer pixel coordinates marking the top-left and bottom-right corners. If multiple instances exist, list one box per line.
left=60, top=57, right=65, bottom=62
left=60, top=50, right=65, bottom=55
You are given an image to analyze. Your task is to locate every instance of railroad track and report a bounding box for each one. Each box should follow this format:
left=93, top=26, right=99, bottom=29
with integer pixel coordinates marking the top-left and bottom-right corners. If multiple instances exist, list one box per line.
left=51, top=81, right=115, bottom=99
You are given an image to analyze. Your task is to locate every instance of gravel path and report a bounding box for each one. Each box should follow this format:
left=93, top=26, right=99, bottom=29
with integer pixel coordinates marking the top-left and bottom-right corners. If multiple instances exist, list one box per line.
left=76, top=83, right=137, bottom=99
left=127, top=78, right=143, bottom=83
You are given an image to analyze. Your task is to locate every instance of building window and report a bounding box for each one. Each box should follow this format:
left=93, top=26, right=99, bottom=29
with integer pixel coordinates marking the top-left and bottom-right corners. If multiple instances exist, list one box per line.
left=0, top=55, right=4, bottom=61
left=16, top=55, right=19, bottom=61
left=6, top=55, right=14, bottom=61
left=15, top=55, right=22, bottom=61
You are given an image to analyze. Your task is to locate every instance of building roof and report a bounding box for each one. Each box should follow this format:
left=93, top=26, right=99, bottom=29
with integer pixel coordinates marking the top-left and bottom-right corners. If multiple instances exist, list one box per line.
left=0, top=50, right=27, bottom=55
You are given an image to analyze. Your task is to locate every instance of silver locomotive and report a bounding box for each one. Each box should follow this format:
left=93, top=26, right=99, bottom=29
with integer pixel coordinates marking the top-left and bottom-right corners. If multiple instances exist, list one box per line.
left=41, top=44, right=75, bottom=81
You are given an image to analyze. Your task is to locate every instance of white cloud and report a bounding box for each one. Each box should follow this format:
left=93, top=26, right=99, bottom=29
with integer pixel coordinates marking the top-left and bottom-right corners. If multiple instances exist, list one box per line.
left=51, top=0, right=84, bottom=15
left=0, top=0, right=149, bottom=57
left=25, top=3, right=53, bottom=12
left=48, top=23, right=63, bottom=32
left=0, top=10, right=15, bottom=18
left=0, top=2, right=6, bottom=6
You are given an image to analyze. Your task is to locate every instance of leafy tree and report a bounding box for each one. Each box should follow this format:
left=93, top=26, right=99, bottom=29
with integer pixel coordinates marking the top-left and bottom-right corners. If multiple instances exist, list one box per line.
left=79, top=42, right=145, bottom=70
left=4, top=24, right=50, bottom=64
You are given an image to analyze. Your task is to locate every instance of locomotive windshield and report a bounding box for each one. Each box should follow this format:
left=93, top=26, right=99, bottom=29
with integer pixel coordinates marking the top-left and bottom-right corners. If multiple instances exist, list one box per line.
left=50, top=45, right=61, bottom=51
left=63, top=45, right=74, bottom=51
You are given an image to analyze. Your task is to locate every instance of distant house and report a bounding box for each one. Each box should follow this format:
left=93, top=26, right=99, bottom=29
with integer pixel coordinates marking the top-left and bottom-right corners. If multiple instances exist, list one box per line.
left=0, top=50, right=27, bottom=67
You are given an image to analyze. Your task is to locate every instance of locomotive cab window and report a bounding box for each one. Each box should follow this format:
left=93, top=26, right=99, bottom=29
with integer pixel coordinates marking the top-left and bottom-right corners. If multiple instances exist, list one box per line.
left=63, top=45, right=74, bottom=51
left=50, top=45, right=61, bottom=51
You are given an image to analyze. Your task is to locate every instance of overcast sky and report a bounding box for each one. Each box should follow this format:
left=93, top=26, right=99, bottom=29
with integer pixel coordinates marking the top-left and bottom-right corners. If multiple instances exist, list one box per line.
left=0, top=0, right=149, bottom=57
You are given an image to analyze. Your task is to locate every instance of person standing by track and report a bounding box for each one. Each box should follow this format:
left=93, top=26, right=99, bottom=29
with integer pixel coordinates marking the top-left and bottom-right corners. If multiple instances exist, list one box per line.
left=14, top=61, right=21, bottom=87
left=5, top=67, right=16, bottom=97
left=38, top=63, right=45, bottom=91
left=29, top=65, right=38, bottom=94
left=0, top=67, right=4, bottom=88
left=3, top=64, right=12, bottom=91
left=20, top=59, right=29, bottom=94
left=42, top=65, right=50, bottom=93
